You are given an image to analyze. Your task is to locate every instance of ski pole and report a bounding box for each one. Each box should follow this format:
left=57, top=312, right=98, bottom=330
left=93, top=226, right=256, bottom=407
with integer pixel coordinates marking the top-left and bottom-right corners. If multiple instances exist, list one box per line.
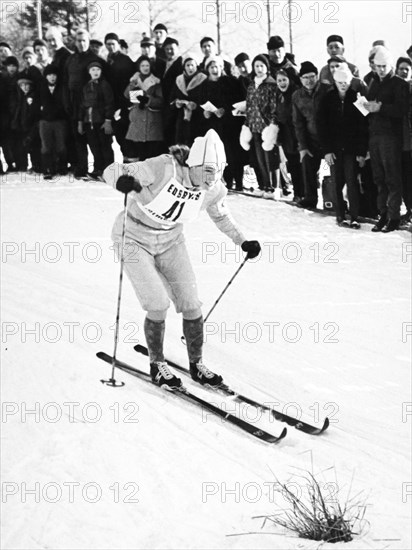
left=181, top=256, right=248, bottom=344
left=101, top=193, right=128, bottom=387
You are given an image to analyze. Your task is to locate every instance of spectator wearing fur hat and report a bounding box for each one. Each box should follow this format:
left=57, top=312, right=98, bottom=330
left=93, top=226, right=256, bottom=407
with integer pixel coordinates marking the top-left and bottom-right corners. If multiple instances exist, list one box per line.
left=169, top=57, right=207, bottom=146
left=265, top=35, right=300, bottom=86
left=395, top=56, right=412, bottom=225
left=78, top=60, right=115, bottom=180
left=319, top=35, right=359, bottom=85
left=275, top=69, right=303, bottom=201
left=292, top=61, right=328, bottom=209
left=0, top=42, right=12, bottom=76
left=38, top=64, right=68, bottom=178
left=153, top=23, right=168, bottom=61
left=123, top=55, right=165, bottom=161
left=317, top=67, right=368, bottom=228
left=19, top=47, right=43, bottom=91
left=33, top=39, right=52, bottom=74
left=197, top=55, right=245, bottom=190
left=45, top=27, right=73, bottom=79
left=161, top=37, right=183, bottom=146
left=240, top=54, right=279, bottom=197
left=64, top=29, right=108, bottom=178
left=11, top=76, right=41, bottom=172
left=139, top=37, right=166, bottom=79
left=365, top=47, right=409, bottom=232
left=199, top=37, right=232, bottom=76
left=104, top=32, right=134, bottom=159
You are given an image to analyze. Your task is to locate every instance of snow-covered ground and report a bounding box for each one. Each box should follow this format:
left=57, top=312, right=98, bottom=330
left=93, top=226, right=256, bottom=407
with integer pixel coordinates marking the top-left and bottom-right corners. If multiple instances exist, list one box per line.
left=1, top=171, right=411, bottom=550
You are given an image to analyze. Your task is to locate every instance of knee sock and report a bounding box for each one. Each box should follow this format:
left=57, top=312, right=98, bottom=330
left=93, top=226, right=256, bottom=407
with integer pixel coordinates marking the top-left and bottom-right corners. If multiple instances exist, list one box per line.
left=144, top=317, right=165, bottom=363
left=183, top=316, right=204, bottom=364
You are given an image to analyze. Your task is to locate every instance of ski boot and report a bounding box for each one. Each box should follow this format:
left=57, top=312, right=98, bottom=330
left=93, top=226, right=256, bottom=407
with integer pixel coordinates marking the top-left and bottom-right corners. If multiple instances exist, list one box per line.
left=150, top=362, right=182, bottom=390
left=190, top=361, right=223, bottom=387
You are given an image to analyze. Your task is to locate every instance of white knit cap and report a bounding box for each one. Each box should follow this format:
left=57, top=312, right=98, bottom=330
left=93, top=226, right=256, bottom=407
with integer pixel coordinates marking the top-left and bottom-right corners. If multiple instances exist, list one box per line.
left=373, top=46, right=393, bottom=66
left=333, top=68, right=352, bottom=83
left=187, top=129, right=226, bottom=168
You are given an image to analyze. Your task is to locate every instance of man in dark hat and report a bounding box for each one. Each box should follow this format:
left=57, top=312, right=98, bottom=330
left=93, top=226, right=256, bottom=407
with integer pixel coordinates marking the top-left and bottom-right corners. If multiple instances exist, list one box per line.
left=153, top=23, right=168, bottom=61
left=325, top=55, right=367, bottom=94
left=265, top=35, right=300, bottom=85
left=90, top=39, right=104, bottom=57
left=319, top=35, right=359, bottom=85
left=292, top=61, right=328, bottom=209
left=198, top=36, right=232, bottom=75
left=140, top=37, right=166, bottom=78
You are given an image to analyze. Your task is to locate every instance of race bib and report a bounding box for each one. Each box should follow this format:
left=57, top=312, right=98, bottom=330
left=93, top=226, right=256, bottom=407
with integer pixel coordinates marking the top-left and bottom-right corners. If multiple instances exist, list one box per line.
left=138, top=177, right=205, bottom=227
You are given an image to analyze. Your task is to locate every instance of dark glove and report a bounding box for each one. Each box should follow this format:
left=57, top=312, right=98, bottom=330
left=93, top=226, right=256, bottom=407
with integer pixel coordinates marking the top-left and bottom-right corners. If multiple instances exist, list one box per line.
left=241, top=240, right=261, bottom=259
left=137, top=95, right=149, bottom=109
left=115, top=175, right=142, bottom=194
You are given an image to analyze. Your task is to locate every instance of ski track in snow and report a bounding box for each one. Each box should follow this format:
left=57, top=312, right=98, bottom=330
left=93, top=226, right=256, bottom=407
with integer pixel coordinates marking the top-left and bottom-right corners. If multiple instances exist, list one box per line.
left=1, top=173, right=411, bottom=550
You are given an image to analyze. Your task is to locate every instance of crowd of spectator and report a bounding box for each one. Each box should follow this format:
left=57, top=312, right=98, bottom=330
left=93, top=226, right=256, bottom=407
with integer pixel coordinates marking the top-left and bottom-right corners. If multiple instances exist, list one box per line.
left=0, top=25, right=411, bottom=232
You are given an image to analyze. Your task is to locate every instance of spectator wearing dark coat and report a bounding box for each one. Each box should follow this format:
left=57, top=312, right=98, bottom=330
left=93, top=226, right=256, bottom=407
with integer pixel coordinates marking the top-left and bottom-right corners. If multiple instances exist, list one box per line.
left=139, top=38, right=166, bottom=79
left=365, top=47, right=410, bottom=232
left=234, top=52, right=253, bottom=96
left=292, top=61, right=328, bottom=208
left=64, top=29, right=108, bottom=178
left=319, top=35, right=359, bottom=83
left=11, top=76, right=41, bottom=172
left=265, top=35, right=300, bottom=86
left=104, top=32, right=135, bottom=159
left=78, top=60, right=115, bottom=179
left=124, top=56, right=165, bottom=161
left=153, top=23, right=168, bottom=62
left=317, top=67, right=368, bottom=227
left=395, top=56, right=412, bottom=224
left=38, top=65, right=68, bottom=178
left=275, top=69, right=303, bottom=200
left=198, top=56, right=244, bottom=189
left=0, top=42, right=12, bottom=76
left=2, top=56, right=20, bottom=171
left=169, top=57, right=207, bottom=146
left=161, top=37, right=183, bottom=146
left=240, top=54, right=278, bottom=195
left=19, top=47, right=43, bottom=91
left=45, top=27, right=73, bottom=79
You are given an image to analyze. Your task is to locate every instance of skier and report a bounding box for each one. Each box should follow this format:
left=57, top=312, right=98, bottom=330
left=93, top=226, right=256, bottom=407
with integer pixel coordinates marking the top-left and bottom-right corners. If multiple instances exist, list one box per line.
left=103, top=130, right=261, bottom=390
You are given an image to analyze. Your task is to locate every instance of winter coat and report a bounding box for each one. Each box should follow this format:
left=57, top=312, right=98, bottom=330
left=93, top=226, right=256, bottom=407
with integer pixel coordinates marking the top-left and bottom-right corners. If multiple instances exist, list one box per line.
left=107, top=51, right=135, bottom=110
left=292, top=82, right=328, bottom=152
left=245, top=76, right=277, bottom=133
left=11, top=89, right=40, bottom=135
left=366, top=70, right=409, bottom=140
left=161, top=56, right=183, bottom=103
left=17, top=66, right=43, bottom=91
left=317, top=86, right=368, bottom=156
left=38, top=79, right=67, bottom=121
left=275, top=83, right=299, bottom=154
left=64, top=49, right=108, bottom=119
left=169, top=71, right=208, bottom=144
left=196, top=75, right=243, bottom=140
left=52, top=46, right=73, bottom=79
left=125, top=73, right=164, bottom=142
left=79, top=78, right=115, bottom=125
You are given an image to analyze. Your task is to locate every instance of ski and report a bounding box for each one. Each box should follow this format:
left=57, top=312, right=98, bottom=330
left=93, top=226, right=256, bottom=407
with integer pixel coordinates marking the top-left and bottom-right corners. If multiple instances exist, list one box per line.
left=97, top=351, right=287, bottom=444
left=134, top=344, right=329, bottom=435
